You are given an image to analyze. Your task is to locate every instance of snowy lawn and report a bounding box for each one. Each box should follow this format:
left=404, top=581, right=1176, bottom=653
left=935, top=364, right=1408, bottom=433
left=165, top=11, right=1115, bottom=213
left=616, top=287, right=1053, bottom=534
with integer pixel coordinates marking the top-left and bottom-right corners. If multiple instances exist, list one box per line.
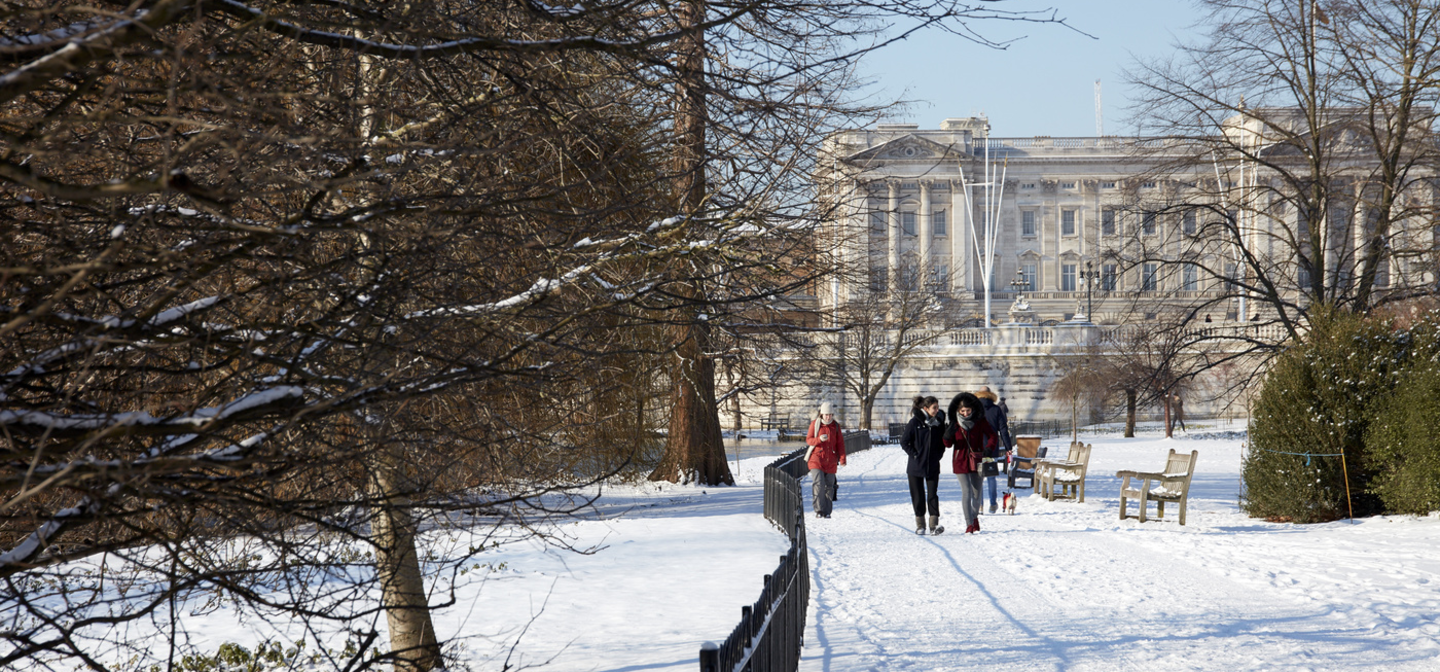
left=65, top=429, right=1440, bottom=671
left=802, top=428, right=1440, bottom=671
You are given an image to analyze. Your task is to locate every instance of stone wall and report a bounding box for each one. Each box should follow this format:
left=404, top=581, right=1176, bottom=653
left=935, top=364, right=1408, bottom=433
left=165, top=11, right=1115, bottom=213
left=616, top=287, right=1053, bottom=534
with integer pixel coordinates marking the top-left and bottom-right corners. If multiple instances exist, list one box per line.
left=732, top=322, right=1258, bottom=431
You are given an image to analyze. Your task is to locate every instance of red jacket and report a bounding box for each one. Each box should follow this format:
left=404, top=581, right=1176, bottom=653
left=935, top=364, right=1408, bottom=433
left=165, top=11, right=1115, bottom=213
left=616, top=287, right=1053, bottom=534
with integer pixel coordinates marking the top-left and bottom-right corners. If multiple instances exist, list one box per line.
left=805, top=418, right=847, bottom=473
left=943, top=417, right=998, bottom=474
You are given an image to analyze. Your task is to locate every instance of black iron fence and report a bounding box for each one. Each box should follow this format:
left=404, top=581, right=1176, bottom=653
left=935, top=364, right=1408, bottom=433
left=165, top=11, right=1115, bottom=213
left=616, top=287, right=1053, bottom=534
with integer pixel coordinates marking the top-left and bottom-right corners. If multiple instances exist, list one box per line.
left=699, top=431, right=872, bottom=672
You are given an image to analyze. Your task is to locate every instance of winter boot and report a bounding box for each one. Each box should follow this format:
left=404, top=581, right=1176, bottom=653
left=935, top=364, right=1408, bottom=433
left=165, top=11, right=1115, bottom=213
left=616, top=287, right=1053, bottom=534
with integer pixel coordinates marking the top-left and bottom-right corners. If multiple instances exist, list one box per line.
left=928, top=515, right=944, bottom=536
left=915, top=516, right=926, bottom=535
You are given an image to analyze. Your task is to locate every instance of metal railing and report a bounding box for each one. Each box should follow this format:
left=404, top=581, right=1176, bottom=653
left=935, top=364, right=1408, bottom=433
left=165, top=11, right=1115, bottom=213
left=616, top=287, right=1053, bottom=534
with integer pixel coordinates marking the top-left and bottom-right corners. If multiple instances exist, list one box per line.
left=700, top=432, right=872, bottom=672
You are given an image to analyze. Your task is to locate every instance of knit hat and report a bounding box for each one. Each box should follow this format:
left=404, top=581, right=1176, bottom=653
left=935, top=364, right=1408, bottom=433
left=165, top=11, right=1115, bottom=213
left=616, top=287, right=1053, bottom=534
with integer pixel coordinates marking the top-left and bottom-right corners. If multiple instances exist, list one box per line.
left=819, top=401, right=833, bottom=416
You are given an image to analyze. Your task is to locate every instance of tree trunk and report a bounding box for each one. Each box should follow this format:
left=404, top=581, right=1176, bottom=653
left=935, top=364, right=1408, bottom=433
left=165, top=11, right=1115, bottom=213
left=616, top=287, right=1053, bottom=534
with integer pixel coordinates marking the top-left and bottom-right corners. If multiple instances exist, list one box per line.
left=371, top=448, right=441, bottom=672
left=1124, top=389, right=1137, bottom=438
left=648, top=0, right=731, bottom=486
left=651, top=319, right=733, bottom=484
left=861, top=396, right=874, bottom=431
left=1163, top=395, right=1173, bottom=439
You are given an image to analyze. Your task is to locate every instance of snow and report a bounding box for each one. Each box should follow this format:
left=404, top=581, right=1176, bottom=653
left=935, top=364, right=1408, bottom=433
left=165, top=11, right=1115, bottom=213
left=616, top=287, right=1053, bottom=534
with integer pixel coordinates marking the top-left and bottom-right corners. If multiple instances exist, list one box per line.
left=801, top=427, right=1440, bottom=671
left=31, top=425, right=1440, bottom=671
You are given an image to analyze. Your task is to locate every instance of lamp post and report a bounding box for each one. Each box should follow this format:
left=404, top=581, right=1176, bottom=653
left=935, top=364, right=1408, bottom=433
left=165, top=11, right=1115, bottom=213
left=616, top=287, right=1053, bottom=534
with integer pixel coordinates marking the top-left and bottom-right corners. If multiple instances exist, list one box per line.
left=1079, top=260, right=1101, bottom=322
left=1009, top=268, right=1028, bottom=301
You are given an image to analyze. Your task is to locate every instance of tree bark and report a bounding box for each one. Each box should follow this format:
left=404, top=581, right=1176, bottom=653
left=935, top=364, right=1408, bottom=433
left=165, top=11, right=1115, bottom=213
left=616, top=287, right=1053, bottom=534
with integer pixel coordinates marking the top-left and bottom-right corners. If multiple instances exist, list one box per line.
left=1124, top=389, right=1137, bottom=438
left=649, top=0, right=732, bottom=486
left=371, top=446, right=442, bottom=672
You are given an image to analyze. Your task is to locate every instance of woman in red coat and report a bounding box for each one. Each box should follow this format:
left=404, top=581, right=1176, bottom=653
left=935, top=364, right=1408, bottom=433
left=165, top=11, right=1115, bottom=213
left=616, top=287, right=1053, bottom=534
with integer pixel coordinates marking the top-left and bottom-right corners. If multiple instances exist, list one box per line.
left=805, top=401, right=847, bottom=518
left=943, top=392, right=999, bottom=533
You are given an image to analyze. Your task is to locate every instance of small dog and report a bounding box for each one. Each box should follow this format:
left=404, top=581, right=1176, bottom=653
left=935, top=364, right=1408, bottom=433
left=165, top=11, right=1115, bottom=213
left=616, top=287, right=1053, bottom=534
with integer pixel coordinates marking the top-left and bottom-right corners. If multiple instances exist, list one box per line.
left=1002, top=491, right=1018, bottom=515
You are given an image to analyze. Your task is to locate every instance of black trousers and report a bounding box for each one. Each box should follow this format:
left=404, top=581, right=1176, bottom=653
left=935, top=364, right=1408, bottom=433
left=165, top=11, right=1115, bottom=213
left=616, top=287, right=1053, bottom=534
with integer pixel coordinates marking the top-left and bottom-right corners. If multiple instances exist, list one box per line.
left=908, top=475, right=940, bottom=517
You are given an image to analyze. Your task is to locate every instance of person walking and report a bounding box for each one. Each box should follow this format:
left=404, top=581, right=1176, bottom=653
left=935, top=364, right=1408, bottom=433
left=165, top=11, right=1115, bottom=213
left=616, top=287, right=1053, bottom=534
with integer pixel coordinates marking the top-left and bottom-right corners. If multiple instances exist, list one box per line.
left=805, top=402, right=846, bottom=519
left=900, top=395, right=947, bottom=535
left=944, top=392, right=999, bottom=534
left=976, top=386, right=1013, bottom=514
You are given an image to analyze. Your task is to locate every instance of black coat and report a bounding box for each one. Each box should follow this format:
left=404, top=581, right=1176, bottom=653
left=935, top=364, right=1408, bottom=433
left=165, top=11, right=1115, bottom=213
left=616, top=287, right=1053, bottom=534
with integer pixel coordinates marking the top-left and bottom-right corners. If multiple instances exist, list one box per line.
left=980, top=399, right=1013, bottom=451
left=900, top=408, right=947, bottom=478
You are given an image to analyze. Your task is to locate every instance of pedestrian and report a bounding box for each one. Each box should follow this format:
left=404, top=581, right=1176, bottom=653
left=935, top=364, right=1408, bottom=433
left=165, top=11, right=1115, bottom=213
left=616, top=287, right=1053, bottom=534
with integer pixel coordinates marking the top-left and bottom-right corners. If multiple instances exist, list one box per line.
left=805, top=402, right=846, bottom=519
left=1172, top=393, right=1187, bottom=432
left=900, top=395, right=946, bottom=535
left=943, top=392, right=1000, bottom=533
left=976, top=386, right=1013, bottom=514
left=998, top=396, right=1010, bottom=416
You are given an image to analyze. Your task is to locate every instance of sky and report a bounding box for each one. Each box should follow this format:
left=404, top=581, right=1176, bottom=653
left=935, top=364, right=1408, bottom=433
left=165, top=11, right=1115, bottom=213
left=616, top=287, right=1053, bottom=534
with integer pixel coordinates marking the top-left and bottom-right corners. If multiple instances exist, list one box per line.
left=857, top=0, right=1206, bottom=138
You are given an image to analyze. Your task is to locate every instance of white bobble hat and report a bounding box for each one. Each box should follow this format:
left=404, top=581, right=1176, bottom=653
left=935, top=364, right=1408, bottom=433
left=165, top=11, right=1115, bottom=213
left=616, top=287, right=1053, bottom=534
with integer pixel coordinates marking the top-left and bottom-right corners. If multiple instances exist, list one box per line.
left=819, top=402, right=833, bottom=416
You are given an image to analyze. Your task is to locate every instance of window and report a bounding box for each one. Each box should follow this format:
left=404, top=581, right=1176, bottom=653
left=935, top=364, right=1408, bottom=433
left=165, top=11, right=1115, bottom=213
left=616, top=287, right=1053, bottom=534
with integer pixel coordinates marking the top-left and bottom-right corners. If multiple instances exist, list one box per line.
left=1142, top=263, right=1159, bottom=291
left=1182, top=264, right=1198, bottom=291
left=1021, top=210, right=1036, bottom=237
left=1061, top=209, right=1077, bottom=236
left=1182, top=210, right=1196, bottom=235
left=933, top=209, right=947, bottom=236
left=1224, top=262, right=1238, bottom=289
left=1060, top=181, right=1077, bottom=189
left=902, top=211, right=916, bottom=235
left=870, top=211, right=885, bottom=232
left=869, top=267, right=887, bottom=293
left=1376, top=260, right=1390, bottom=288
left=1101, top=209, right=1116, bottom=236
left=1021, top=182, right=1036, bottom=190
left=1101, top=181, right=1116, bottom=189
left=1101, top=264, right=1118, bottom=291
left=929, top=262, right=949, bottom=289
left=1061, top=263, right=1077, bottom=291
left=1142, top=181, right=1156, bottom=189
left=1141, top=211, right=1157, bottom=236
left=901, top=264, right=919, bottom=291
left=1298, top=264, right=1311, bottom=288
left=1021, top=263, right=1037, bottom=291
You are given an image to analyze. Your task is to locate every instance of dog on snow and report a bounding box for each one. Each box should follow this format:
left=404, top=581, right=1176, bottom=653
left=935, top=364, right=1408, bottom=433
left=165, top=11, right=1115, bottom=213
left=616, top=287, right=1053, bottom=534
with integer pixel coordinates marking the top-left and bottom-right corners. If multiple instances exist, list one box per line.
left=1002, top=491, right=1017, bottom=515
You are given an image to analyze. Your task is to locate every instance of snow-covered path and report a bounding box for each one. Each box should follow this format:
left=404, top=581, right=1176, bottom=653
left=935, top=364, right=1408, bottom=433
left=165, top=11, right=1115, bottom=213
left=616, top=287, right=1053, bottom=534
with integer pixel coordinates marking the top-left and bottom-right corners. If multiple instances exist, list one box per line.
left=802, top=433, right=1440, bottom=671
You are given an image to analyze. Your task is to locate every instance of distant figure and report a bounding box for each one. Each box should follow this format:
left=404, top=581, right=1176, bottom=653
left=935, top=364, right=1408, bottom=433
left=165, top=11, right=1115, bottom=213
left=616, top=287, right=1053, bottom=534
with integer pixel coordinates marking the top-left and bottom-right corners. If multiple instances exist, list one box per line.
left=1172, top=393, right=1187, bottom=432
left=805, top=402, right=847, bottom=519
left=998, top=396, right=1010, bottom=416
left=975, top=386, right=1013, bottom=514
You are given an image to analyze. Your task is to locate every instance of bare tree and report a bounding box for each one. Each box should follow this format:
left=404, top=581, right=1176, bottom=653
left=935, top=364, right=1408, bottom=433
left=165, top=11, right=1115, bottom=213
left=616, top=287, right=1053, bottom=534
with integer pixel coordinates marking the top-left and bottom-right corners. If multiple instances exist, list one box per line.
left=1123, top=0, right=1440, bottom=377
left=823, top=263, right=947, bottom=430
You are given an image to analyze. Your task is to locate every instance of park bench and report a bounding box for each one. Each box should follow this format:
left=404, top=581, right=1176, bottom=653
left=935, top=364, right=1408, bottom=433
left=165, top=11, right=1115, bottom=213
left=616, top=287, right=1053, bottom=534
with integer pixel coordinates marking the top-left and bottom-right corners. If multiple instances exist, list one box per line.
left=1117, top=448, right=1199, bottom=526
left=1036, top=441, right=1092, bottom=502
left=1007, top=436, right=1047, bottom=489
left=759, top=417, right=791, bottom=434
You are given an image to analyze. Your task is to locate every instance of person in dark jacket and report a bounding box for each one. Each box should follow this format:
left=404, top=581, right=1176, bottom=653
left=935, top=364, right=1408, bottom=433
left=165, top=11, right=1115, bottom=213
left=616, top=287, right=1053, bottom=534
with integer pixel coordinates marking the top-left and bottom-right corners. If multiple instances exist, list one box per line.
left=943, top=392, right=1000, bottom=533
left=900, top=395, right=946, bottom=535
left=976, top=386, right=1013, bottom=514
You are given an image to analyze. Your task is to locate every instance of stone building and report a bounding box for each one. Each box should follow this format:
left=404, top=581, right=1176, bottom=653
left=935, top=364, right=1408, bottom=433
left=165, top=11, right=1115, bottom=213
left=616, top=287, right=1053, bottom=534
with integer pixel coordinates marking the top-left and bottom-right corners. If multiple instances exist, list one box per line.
left=735, top=114, right=1436, bottom=428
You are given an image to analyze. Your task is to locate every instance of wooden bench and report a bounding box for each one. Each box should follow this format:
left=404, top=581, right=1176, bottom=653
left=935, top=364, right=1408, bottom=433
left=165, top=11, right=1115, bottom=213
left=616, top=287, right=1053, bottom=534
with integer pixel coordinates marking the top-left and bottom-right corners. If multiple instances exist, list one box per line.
left=759, top=417, right=791, bottom=433
left=1037, top=441, right=1092, bottom=502
left=1117, top=449, right=1199, bottom=525
left=1007, top=436, right=1047, bottom=489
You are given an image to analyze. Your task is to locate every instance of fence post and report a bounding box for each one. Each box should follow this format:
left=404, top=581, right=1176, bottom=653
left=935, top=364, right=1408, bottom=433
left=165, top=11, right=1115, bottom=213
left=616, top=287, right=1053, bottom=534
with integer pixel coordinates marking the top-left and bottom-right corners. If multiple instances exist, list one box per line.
left=699, top=642, right=718, bottom=672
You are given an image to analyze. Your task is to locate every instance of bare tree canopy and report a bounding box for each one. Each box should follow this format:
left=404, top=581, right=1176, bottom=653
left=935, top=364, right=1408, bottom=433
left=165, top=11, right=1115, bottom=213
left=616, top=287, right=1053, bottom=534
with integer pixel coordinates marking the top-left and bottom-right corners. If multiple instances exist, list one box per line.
left=1, top=1, right=1070, bottom=670
left=1125, top=0, right=1440, bottom=348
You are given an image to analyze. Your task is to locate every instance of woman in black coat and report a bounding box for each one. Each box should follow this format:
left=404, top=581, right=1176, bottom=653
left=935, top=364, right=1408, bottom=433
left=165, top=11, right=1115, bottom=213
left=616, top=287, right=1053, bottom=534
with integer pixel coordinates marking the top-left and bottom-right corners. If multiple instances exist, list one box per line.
left=900, top=395, right=946, bottom=535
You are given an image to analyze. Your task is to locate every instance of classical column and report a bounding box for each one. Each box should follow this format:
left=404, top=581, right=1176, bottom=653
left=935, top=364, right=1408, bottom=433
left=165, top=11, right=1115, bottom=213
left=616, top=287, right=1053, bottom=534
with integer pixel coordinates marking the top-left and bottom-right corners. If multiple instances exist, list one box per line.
left=919, top=180, right=933, bottom=289
left=888, top=180, right=901, bottom=293
left=951, top=178, right=970, bottom=294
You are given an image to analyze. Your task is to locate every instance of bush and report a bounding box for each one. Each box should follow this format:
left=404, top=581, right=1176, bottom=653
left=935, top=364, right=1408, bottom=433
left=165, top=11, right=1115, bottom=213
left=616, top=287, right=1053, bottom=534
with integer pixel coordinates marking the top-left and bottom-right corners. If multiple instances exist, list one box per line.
left=1365, top=314, right=1440, bottom=514
left=1243, top=309, right=1400, bottom=522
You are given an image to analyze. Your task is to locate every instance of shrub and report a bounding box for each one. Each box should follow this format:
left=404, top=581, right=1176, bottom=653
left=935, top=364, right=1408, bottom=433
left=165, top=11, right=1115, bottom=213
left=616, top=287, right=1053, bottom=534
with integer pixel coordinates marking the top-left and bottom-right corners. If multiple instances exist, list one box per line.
left=1365, top=313, right=1440, bottom=514
left=1243, top=309, right=1400, bottom=522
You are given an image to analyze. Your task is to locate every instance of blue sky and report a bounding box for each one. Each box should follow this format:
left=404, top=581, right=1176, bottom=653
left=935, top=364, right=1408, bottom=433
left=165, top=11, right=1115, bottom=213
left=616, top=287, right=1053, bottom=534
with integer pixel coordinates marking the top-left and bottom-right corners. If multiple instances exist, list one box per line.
left=857, top=0, right=1204, bottom=137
